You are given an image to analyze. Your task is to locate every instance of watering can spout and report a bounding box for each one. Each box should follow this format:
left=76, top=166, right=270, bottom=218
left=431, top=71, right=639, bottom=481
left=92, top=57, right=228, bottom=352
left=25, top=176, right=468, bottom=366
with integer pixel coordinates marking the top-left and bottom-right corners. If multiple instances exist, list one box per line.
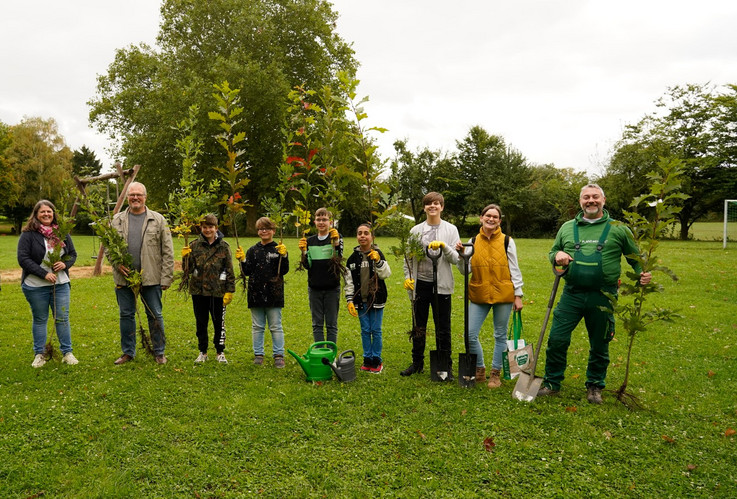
left=287, top=349, right=308, bottom=373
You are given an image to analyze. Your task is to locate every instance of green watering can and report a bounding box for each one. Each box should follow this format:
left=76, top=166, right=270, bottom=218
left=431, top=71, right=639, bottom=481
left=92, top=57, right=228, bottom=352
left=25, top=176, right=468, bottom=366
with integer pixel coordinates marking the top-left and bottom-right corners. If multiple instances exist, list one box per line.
left=287, top=341, right=338, bottom=382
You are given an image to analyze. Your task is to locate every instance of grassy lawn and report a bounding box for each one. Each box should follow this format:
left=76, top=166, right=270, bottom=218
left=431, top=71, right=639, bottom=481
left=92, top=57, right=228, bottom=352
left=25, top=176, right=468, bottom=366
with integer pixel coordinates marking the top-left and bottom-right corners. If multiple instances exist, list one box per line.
left=1, top=235, right=735, bottom=497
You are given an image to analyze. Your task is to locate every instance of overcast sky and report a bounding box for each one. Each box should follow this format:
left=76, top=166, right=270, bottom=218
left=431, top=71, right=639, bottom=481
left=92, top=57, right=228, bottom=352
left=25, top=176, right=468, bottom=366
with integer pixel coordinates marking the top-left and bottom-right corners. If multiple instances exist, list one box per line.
left=2, top=1, right=737, bottom=177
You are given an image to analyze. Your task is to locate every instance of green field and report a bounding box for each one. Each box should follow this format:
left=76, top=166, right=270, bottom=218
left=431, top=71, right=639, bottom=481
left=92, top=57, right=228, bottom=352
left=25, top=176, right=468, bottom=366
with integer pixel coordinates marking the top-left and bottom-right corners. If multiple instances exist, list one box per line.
left=1, top=235, right=735, bottom=497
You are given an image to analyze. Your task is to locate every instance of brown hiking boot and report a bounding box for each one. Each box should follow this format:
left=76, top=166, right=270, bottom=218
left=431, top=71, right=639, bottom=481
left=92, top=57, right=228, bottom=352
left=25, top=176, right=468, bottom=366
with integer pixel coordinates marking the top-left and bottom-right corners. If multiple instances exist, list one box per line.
left=487, top=369, right=501, bottom=389
left=475, top=367, right=486, bottom=383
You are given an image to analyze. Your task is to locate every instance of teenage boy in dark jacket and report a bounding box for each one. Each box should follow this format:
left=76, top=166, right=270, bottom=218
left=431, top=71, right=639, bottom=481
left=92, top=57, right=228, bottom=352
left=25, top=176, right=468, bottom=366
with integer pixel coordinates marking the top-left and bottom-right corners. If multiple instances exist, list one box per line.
left=238, top=217, right=289, bottom=367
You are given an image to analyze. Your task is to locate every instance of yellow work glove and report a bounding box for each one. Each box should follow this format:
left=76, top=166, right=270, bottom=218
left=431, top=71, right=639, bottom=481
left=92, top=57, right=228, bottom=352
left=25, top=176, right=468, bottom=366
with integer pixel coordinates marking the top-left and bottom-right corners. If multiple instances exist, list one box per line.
left=298, top=237, right=308, bottom=252
left=403, top=278, right=415, bottom=291
left=235, top=246, right=245, bottom=262
left=347, top=302, right=358, bottom=317
left=222, top=292, right=233, bottom=306
left=181, top=246, right=192, bottom=258
left=428, top=240, right=445, bottom=250
left=329, top=228, right=339, bottom=240
left=368, top=250, right=380, bottom=262
left=275, top=243, right=287, bottom=256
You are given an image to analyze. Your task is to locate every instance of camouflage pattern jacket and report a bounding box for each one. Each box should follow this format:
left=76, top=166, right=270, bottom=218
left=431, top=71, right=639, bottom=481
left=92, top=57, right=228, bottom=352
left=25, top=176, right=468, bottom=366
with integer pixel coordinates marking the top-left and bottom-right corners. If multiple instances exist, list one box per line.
left=186, top=233, right=235, bottom=297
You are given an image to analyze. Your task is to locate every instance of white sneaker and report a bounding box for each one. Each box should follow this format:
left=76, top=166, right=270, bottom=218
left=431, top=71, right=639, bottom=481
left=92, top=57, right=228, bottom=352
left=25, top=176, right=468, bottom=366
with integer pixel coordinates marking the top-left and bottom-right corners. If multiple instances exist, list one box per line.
left=195, top=352, right=208, bottom=363
left=216, top=353, right=228, bottom=364
left=31, top=354, right=47, bottom=368
left=62, top=352, right=79, bottom=365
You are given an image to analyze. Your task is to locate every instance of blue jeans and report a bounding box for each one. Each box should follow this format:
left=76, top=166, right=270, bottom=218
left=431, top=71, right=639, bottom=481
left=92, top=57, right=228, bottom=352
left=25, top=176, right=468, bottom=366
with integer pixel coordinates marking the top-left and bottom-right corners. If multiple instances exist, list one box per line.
left=357, top=304, right=384, bottom=361
left=115, top=285, right=166, bottom=356
left=468, top=301, right=513, bottom=369
left=308, top=287, right=340, bottom=343
left=22, top=282, right=72, bottom=355
left=251, top=307, right=285, bottom=357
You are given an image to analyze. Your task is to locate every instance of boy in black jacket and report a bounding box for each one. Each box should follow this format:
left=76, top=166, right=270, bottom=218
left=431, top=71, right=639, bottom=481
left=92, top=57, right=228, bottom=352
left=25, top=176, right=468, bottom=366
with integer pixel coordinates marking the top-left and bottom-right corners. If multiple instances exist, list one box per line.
left=238, top=217, right=289, bottom=367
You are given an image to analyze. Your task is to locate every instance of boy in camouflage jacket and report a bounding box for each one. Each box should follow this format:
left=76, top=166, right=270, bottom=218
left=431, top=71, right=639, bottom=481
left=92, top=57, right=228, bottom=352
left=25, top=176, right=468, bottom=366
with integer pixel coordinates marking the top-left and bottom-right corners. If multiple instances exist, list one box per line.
left=183, top=214, right=236, bottom=364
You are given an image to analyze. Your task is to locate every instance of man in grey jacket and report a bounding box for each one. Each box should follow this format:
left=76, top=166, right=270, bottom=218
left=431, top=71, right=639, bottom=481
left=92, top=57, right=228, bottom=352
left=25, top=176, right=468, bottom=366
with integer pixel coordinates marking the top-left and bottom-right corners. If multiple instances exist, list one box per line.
left=111, top=182, right=174, bottom=365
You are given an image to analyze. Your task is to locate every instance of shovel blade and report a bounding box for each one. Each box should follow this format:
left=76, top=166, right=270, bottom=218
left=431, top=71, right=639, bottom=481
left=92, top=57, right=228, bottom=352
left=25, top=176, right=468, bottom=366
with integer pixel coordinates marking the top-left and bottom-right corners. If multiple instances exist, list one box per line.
left=512, top=372, right=543, bottom=402
left=458, top=353, right=477, bottom=388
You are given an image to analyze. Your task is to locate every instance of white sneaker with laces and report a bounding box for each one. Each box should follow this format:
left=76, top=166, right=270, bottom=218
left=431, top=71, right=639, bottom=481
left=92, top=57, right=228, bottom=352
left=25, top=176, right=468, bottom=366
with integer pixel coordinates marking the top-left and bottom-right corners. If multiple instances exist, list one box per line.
left=32, top=354, right=46, bottom=368
left=62, top=352, right=79, bottom=365
left=216, top=353, right=228, bottom=364
left=195, top=352, right=208, bottom=363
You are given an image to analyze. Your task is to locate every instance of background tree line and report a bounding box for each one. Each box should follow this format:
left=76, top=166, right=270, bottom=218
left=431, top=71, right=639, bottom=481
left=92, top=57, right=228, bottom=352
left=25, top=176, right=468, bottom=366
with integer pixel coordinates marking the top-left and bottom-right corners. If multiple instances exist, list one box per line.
left=1, top=0, right=735, bottom=239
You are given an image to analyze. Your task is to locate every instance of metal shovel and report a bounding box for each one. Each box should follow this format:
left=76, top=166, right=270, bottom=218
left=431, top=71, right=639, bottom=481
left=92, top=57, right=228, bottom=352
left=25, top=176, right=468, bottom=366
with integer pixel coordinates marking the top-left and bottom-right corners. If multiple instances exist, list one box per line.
left=512, top=265, right=567, bottom=402
left=458, top=243, right=477, bottom=387
left=426, top=246, right=450, bottom=381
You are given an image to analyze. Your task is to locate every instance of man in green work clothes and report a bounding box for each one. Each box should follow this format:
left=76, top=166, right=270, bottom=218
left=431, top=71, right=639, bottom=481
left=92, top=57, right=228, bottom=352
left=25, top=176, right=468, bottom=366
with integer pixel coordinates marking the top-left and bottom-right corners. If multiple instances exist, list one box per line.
left=537, top=184, right=651, bottom=404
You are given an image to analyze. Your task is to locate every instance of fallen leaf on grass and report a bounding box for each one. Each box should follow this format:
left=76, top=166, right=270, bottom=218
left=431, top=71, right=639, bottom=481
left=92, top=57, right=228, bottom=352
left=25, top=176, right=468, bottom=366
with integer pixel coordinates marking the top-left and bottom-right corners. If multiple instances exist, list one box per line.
left=628, top=483, right=636, bottom=490
left=461, top=409, right=467, bottom=415
left=566, top=406, right=577, bottom=413
left=725, top=428, right=736, bottom=437
left=707, top=370, right=716, bottom=378
left=173, top=368, right=183, bottom=373
left=416, top=430, right=426, bottom=440
left=661, top=435, right=675, bottom=444
left=571, top=374, right=580, bottom=379
left=483, top=437, right=496, bottom=452
left=603, top=431, right=612, bottom=440
left=687, top=464, right=697, bottom=471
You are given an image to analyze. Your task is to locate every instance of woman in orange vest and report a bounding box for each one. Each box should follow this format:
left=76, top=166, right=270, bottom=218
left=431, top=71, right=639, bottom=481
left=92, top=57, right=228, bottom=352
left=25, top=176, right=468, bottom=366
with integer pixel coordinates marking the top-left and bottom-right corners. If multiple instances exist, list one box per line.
left=456, top=204, right=524, bottom=388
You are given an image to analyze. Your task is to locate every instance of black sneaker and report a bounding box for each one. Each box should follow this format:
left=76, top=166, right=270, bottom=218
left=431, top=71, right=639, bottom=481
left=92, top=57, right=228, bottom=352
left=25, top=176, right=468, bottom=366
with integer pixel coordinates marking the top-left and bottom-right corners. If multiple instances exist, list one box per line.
left=400, top=363, right=424, bottom=376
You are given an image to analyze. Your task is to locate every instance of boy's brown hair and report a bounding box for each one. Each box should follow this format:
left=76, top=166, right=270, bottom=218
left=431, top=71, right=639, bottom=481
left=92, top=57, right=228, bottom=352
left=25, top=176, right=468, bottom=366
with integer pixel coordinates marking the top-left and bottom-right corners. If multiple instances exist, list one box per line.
left=422, top=191, right=444, bottom=207
left=255, top=216, right=277, bottom=231
left=201, top=214, right=219, bottom=227
left=314, top=207, right=332, bottom=220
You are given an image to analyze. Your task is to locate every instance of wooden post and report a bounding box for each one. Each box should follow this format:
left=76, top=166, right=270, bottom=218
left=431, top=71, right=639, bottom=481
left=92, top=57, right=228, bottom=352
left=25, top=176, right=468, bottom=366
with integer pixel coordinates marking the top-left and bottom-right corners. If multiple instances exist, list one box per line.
left=93, top=164, right=141, bottom=276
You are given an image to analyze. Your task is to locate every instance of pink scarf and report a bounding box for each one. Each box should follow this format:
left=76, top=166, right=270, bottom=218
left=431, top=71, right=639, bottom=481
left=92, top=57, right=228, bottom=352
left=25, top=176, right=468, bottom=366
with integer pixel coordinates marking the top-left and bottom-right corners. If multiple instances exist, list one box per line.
left=38, top=224, right=65, bottom=251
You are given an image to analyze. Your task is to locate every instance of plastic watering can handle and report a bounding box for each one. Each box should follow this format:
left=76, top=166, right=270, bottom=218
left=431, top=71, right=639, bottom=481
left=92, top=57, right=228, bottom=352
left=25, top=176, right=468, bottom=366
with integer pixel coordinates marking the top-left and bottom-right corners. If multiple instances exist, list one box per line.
left=339, top=350, right=355, bottom=361
left=308, top=341, right=338, bottom=354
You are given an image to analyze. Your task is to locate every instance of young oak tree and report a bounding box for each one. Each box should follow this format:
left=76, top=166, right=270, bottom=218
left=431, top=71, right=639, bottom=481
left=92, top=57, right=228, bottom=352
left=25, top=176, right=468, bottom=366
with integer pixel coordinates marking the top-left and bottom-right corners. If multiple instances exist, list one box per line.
left=603, top=157, right=688, bottom=409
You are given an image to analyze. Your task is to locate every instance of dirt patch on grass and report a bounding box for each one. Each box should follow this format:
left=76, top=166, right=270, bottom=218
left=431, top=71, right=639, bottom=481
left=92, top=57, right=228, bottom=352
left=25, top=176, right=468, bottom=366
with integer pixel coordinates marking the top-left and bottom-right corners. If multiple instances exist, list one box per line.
left=2, top=261, right=182, bottom=283
left=1, top=265, right=115, bottom=283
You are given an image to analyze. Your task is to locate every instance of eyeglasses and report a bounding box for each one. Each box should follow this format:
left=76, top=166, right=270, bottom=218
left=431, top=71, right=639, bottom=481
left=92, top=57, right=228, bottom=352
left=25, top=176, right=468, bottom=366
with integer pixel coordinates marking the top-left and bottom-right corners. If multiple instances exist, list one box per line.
left=257, top=228, right=274, bottom=232
left=128, top=193, right=146, bottom=198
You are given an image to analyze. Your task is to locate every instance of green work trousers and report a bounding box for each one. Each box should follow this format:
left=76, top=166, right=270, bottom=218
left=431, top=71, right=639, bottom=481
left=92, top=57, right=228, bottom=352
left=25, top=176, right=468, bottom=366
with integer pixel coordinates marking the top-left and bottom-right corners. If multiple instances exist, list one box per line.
left=543, top=287, right=615, bottom=391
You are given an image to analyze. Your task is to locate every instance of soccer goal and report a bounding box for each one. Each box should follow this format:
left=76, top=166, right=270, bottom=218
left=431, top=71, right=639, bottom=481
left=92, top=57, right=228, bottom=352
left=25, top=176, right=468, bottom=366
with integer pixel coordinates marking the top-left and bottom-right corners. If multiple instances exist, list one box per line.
left=724, top=199, right=737, bottom=249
